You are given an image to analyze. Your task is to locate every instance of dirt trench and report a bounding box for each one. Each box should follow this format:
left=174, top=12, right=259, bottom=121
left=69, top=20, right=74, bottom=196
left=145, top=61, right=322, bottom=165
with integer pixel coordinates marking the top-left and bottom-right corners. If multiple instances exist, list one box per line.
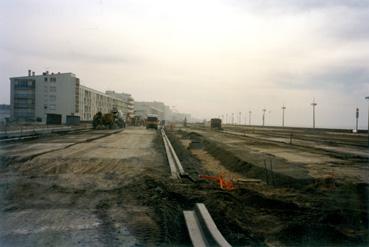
left=163, top=129, right=369, bottom=246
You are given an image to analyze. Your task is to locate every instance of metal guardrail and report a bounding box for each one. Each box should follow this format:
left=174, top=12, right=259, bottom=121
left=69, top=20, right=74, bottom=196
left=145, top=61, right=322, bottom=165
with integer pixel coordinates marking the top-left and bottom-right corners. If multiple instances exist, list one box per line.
left=161, top=128, right=186, bottom=179
left=184, top=203, right=231, bottom=247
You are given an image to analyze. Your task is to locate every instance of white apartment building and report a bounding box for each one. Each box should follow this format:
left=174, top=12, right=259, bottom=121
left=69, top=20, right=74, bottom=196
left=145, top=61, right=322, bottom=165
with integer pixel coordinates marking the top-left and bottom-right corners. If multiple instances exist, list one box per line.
left=105, top=91, right=134, bottom=118
left=79, top=86, right=127, bottom=121
left=10, top=70, right=130, bottom=124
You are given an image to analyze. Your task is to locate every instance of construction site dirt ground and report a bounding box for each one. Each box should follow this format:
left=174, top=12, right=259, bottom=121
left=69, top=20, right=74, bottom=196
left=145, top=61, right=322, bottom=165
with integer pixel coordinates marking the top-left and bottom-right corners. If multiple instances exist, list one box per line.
left=0, top=126, right=368, bottom=246
left=170, top=126, right=369, bottom=245
left=0, top=128, right=173, bottom=246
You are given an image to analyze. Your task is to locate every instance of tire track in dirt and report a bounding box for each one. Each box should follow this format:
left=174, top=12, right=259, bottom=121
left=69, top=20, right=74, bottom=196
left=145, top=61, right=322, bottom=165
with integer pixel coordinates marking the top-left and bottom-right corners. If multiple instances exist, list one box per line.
left=0, top=128, right=172, bottom=246
left=19, top=129, right=124, bottom=163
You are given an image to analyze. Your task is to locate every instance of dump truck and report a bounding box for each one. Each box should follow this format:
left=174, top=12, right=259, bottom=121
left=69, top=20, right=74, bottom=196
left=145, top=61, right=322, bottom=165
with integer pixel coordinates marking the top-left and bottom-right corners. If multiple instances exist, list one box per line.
left=92, top=108, right=125, bottom=129
left=145, top=114, right=159, bottom=129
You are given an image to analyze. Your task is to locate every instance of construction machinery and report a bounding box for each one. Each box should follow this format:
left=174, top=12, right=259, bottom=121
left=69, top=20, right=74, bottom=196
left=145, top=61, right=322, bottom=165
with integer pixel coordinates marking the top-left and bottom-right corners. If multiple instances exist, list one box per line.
left=210, top=118, right=222, bottom=129
left=145, top=114, right=159, bottom=129
left=92, top=108, right=125, bottom=129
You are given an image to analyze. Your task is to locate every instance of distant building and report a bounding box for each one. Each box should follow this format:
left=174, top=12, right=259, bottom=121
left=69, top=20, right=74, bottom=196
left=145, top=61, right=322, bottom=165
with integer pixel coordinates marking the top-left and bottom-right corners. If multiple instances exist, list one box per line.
left=134, top=101, right=190, bottom=122
left=0, top=104, right=10, bottom=124
left=135, top=101, right=164, bottom=119
left=10, top=70, right=130, bottom=124
left=79, top=85, right=128, bottom=121
left=105, top=91, right=134, bottom=118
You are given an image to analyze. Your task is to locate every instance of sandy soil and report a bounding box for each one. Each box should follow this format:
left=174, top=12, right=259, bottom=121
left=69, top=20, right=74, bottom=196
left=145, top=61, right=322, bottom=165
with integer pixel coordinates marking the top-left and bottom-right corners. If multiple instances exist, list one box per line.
left=223, top=128, right=369, bottom=158
left=170, top=128, right=368, bottom=245
left=1, top=125, right=367, bottom=246
left=184, top=128, right=369, bottom=184
left=0, top=127, right=167, bottom=246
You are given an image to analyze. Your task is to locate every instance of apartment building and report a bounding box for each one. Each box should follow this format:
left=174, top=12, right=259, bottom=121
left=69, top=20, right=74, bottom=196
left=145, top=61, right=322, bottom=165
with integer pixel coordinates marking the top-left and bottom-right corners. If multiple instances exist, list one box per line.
left=10, top=70, right=130, bottom=124
left=0, top=104, right=10, bottom=124
left=79, top=86, right=127, bottom=121
left=105, top=91, right=134, bottom=118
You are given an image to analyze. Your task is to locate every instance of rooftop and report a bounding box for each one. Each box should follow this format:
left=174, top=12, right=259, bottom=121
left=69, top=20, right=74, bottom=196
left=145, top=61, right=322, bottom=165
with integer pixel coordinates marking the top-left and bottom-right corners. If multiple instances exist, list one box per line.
left=10, top=70, right=76, bottom=79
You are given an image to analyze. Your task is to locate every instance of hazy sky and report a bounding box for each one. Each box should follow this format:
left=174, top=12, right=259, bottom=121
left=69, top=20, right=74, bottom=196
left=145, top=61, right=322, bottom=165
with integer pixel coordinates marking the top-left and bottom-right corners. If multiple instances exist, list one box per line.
left=1, top=0, right=369, bottom=128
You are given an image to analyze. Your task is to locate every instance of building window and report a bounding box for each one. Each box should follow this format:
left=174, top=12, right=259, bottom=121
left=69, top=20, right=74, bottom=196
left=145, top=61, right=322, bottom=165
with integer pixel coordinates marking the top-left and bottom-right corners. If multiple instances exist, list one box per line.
left=44, top=77, right=48, bottom=82
left=50, top=86, right=56, bottom=92
left=49, top=95, right=56, bottom=101
left=50, top=77, right=56, bottom=82
left=15, top=79, right=35, bottom=88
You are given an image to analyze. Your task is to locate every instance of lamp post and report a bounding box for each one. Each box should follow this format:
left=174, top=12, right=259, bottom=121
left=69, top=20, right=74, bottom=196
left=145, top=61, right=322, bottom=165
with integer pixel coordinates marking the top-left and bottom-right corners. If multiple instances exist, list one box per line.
left=282, top=105, right=286, bottom=127
left=249, top=111, right=252, bottom=125
left=311, top=98, right=317, bottom=129
left=366, top=96, right=369, bottom=147
left=355, top=108, right=359, bottom=132
left=262, top=109, right=266, bottom=126
left=239, top=112, right=241, bottom=125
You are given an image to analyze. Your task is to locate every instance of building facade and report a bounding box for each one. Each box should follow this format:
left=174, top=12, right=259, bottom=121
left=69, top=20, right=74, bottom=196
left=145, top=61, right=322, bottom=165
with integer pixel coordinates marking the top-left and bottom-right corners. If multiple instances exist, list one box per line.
left=134, top=101, right=191, bottom=122
left=135, top=101, right=164, bottom=120
left=0, top=104, right=10, bottom=124
left=10, top=70, right=130, bottom=124
left=10, top=71, right=79, bottom=124
left=79, top=86, right=128, bottom=121
left=105, top=91, right=134, bottom=118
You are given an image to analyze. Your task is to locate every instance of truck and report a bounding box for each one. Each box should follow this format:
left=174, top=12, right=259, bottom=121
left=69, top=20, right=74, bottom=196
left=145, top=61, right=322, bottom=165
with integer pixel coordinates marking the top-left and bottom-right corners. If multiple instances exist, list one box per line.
left=145, top=114, right=159, bottom=129
left=92, top=108, right=125, bottom=129
left=210, top=118, right=222, bottom=129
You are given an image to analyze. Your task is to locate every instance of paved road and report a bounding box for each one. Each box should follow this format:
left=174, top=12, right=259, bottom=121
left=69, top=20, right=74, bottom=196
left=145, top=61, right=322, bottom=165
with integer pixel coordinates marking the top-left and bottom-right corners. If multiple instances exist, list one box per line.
left=0, top=127, right=165, bottom=246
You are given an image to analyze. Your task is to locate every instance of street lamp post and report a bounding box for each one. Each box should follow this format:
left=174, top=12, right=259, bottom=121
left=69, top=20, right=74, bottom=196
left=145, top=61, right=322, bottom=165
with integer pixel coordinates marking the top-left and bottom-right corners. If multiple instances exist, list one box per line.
left=249, top=111, right=252, bottom=125
left=282, top=105, right=286, bottom=127
left=311, top=98, right=317, bottom=129
left=262, top=109, right=266, bottom=126
left=366, top=96, right=369, bottom=147
left=355, top=108, right=359, bottom=132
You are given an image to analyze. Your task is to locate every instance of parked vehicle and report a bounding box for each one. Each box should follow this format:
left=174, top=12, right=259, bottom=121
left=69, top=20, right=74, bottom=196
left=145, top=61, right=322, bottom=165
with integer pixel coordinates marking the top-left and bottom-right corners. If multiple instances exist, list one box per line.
left=145, top=114, right=159, bottom=129
left=210, top=118, right=222, bottom=129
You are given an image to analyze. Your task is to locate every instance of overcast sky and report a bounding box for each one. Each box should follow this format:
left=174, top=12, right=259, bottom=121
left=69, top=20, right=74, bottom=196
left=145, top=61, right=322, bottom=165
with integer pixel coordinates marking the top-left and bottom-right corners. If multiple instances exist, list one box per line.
left=1, top=0, right=369, bottom=128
